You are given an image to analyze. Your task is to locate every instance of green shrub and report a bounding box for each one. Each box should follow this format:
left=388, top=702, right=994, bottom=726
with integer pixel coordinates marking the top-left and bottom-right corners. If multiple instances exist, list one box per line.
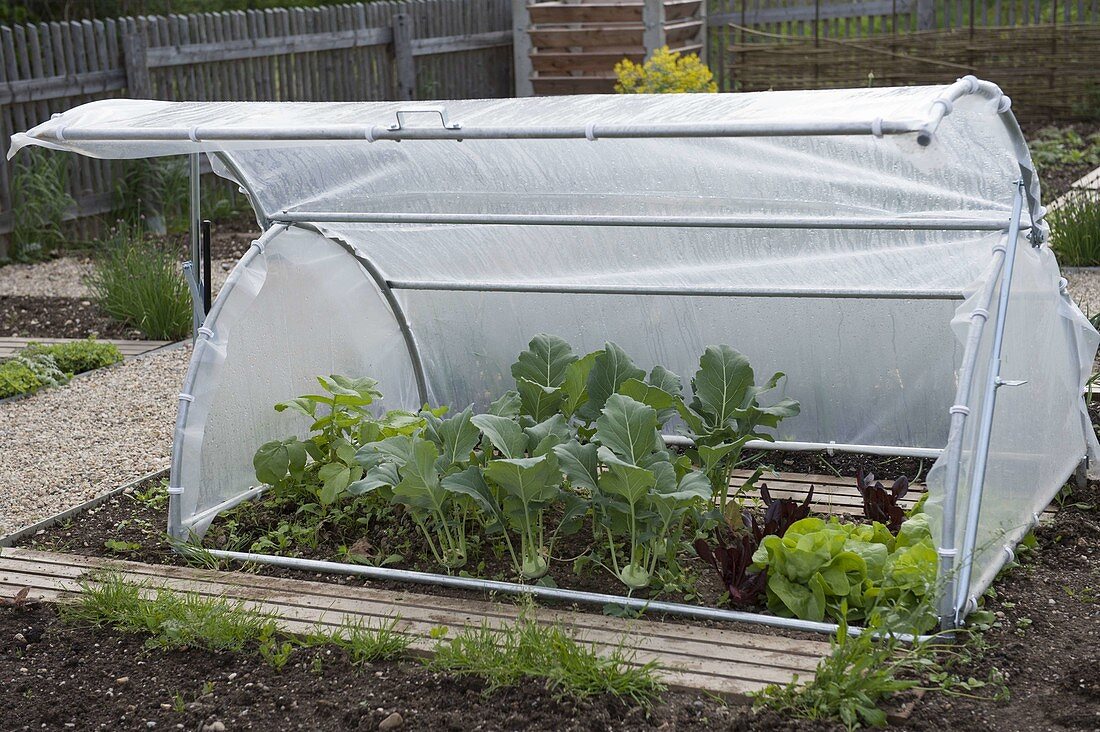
left=1049, top=190, right=1100, bottom=267
left=0, top=352, right=69, bottom=399
left=86, top=224, right=192, bottom=340
left=1029, top=127, right=1100, bottom=175
left=23, top=338, right=123, bottom=375
left=614, top=46, right=717, bottom=94
left=10, top=148, right=75, bottom=262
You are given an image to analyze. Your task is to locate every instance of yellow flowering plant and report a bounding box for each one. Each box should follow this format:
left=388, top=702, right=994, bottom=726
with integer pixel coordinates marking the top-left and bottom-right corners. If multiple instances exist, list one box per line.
left=614, top=46, right=717, bottom=94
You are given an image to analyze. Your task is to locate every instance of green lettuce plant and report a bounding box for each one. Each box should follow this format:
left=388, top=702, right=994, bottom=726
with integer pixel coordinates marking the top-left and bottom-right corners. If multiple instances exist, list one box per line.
left=751, top=514, right=937, bottom=631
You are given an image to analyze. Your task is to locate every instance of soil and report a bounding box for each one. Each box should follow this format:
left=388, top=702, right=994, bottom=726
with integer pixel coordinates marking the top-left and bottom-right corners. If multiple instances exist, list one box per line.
left=1021, top=120, right=1100, bottom=199
left=0, top=295, right=143, bottom=339
left=3, top=601, right=822, bottom=732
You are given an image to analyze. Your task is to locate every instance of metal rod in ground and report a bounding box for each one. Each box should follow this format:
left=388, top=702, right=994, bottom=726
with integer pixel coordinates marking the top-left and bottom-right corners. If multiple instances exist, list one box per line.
left=200, top=548, right=933, bottom=643
left=662, top=434, right=943, bottom=459
left=952, top=180, right=1027, bottom=626
left=201, top=219, right=212, bottom=314
left=188, top=153, right=202, bottom=336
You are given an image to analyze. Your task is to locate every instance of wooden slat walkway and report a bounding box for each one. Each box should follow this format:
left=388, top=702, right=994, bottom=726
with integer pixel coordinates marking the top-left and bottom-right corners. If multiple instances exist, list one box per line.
left=0, top=337, right=172, bottom=360
left=0, top=547, right=830, bottom=700
left=731, top=468, right=1059, bottom=521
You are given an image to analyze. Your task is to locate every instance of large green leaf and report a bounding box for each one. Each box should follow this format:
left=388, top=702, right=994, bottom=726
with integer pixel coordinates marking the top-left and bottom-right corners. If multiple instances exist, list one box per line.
left=431, top=405, right=481, bottom=469
left=692, top=345, right=754, bottom=428
left=516, top=378, right=564, bottom=422
left=551, top=440, right=599, bottom=492
left=254, top=439, right=293, bottom=485
left=488, top=390, right=522, bottom=418
left=483, top=453, right=562, bottom=510
left=596, top=447, right=656, bottom=505
left=347, top=462, right=400, bottom=496
left=471, top=413, right=527, bottom=459
left=578, top=342, right=645, bottom=422
left=319, top=374, right=382, bottom=402
left=355, top=434, right=414, bottom=469
left=594, top=393, right=660, bottom=465
left=511, top=334, right=576, bottom=389
left=441, top=466, right=502, bottom=520
left=317, top=462, right=352, bottom=505
left=561, top=351, right=598, bottom=418
left=524, top=413, right=571, bottom=457
left=648, top=365, right=682, bottom=397
left=392, top=439, right=447, bottom=514
left=617, top=377, right=679, bottom=426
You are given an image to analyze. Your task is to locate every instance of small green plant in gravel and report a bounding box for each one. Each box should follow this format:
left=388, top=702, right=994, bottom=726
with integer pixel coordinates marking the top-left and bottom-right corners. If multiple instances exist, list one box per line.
left=1029, top=127, right=1100, bottom=174
left=0, top=352, right=69, bottom=399
left=1049, top=190, right=1100, bottom=266
left=427, top=608, right=665, bottom=704
left=23, top=338, right=123, bottom=375
left=9, top=147, right=75, bottom=262
left=85, top=224, right=191, bottom=340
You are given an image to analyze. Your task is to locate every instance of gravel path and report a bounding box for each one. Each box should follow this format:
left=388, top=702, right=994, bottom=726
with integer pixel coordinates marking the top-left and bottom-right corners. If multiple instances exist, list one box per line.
left=0, top=255, right=236, bottom=299
left=0, top=344, right=190, bottom=536
left=1064, top=267, right=1100, bottom=318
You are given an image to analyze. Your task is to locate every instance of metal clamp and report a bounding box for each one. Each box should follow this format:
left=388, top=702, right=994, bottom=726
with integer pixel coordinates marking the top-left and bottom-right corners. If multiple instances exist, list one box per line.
left=994, top=377, right=1028, bottom=388
left=388, top=106, right=461, bottom=132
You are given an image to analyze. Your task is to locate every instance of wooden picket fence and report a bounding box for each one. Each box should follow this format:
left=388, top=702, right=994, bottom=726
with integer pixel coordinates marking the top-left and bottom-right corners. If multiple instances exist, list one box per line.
left=0, top=0, right=512, bottom=247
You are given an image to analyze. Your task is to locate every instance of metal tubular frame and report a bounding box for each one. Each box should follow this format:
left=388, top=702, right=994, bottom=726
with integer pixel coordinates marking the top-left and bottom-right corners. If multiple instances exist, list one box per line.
left=662, top=434, right=943, bottom=459
left=202, top=547, right=935, bottom=643
left=948, top=180, right=1028, bottom=626
left=270, top=210, right=1015, bottom=232
left=151, top=75, right=1067, bottom=639
left=387, top=280, right=964, bottom=301
left=188, top=153, right=203, bottom=337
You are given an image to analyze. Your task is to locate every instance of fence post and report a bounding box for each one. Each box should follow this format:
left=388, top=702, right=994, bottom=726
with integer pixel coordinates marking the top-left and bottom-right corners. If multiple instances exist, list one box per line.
left=392, top=13, right=416, bottom=101
left=643, top=0, right=667, bottom=56
left=917, top=0, right=936, bottom=29
left=512, top=0, right=533, bottom=96
left=122, top=27, right=152, bottom=98
left=697, top=0, right=708, bottom=64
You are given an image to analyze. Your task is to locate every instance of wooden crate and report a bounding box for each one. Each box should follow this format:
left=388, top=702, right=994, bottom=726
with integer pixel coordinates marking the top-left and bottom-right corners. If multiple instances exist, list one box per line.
left=514, top=0, right=707, bottom=95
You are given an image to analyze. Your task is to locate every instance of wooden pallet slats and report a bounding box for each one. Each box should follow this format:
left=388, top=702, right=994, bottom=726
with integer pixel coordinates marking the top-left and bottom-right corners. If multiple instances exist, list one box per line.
left=0, top=547, right=831, bottom=699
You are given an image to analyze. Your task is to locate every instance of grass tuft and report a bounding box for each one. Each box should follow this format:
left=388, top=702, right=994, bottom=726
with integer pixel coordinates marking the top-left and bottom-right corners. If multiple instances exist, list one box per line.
left=10, top=148, right=75, bottom=262
left=304, top=617, right=412, bottom=665
left=85, top=224, right=192, bottom=340
left=1050, top=191, right=1100, bottom=267
left=426, top=610, right=665, bottom=704
left=62, top=573, right=277, bottom=653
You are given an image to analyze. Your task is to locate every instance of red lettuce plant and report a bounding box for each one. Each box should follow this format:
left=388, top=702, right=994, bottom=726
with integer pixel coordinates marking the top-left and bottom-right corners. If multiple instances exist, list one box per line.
left=693, top=530, right=767, bottom=607
left=855, top=471, right=909, bottom=532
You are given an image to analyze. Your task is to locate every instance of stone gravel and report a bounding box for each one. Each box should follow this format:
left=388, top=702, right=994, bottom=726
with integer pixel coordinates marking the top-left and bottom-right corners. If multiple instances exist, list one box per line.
left=1063, top=267, right=1100, bottom=319
left=0, top=255, right=236, bottom=299
left=0, top=344, right=191, bottom=536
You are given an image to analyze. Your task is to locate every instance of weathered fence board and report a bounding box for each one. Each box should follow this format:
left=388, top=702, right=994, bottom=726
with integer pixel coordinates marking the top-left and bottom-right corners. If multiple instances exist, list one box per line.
left=0, top=0, right=513, bottom=248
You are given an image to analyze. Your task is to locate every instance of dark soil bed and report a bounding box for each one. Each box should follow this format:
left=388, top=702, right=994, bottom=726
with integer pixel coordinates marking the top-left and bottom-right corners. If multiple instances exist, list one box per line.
left=3, top=601, right=799, bottom=732
left=1022, top=120, right=1100, bottom=199
left=0, top=295, right=142, bottom=339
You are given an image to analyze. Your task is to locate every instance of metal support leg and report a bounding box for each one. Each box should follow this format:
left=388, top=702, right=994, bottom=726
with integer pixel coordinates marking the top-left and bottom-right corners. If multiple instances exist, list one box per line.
left=188, top=153, right=202, bottom=336
left=950, top=180, right=1027, bottom=627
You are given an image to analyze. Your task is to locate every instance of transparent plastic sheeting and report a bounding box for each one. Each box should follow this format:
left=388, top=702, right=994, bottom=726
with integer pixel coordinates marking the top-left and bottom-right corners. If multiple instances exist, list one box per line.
left=10, top=84, right=1097, bottom=606
left=925, top=238, right=1100, bottom=602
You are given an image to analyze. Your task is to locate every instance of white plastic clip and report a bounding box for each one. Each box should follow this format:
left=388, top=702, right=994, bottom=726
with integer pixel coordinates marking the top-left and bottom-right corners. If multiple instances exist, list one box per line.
left=585, top=122, right=598, bottom=142
left=932, top=98, right=954, bottom=117
left=991, top=242, right=1007, bottom=255
left=970, top=307, right=989, bottom=322
left=197, top=326, right=214, bottom=339
left=167, top=485, right=184, bottom=495
left=1058, top=277, right=1069, bottom=294
left=178, top=393, right=195, bottom=403
left=1004, top=545, right=1016, bottom=564
left=55, top=125, right=66, bottom=142
left=937, top=547, right=958, bottom=558
left=960, top=74, right=980, bottom=93
left=188, top=127, right=201, bottom=143
left=1032, top=511, right=1042, bottom=527
left=871, top=117, right=883, bottom=138
left=364, top=126, right=377, bottom=143
left=949, top=404, right=971, bottom=416
left=997, top=95, right=1012, bottom=113
left=51, top=112, right=62, bottom=120
left=251, top=239, right=266, bottom=253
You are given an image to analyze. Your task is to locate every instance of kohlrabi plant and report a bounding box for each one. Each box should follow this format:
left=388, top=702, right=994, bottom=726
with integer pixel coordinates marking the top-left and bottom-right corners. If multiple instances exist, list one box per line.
left=252, top=376, right=428, bottom=507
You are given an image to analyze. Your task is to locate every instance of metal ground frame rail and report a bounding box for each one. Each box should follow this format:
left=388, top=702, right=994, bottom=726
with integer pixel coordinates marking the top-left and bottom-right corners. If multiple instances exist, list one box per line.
left=0, top=547, right=829, bottom=700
